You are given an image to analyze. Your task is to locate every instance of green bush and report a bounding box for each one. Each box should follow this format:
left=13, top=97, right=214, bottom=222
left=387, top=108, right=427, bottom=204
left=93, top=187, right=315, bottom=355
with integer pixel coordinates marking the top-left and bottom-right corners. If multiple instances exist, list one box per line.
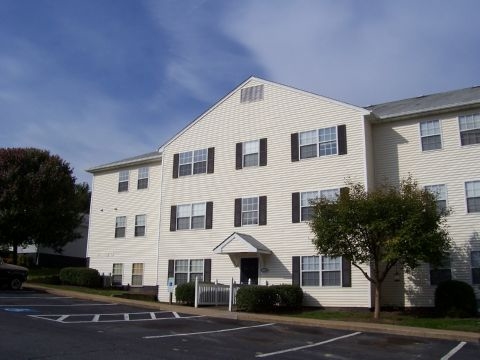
left=435, top=280, right=478, bottom=318
left=271, top=284, right=303, bottom=310
left=59, top=267, right=101, bottom=288
left=175, top=282, right=195, bottom=305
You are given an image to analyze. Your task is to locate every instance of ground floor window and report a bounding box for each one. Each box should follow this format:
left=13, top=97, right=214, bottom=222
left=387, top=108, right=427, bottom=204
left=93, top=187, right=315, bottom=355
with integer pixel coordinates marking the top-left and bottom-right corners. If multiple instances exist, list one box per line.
left=429, top=256, right=451, bottom=285
left=174, top=259, right=204, bottom=285
left=131, top=263, right=144, bottom=286
left=471, top=251, right=480, bottom=284
left=112, top=263, right=123, bottom=286
left=301, top=255, right=341, bottom=286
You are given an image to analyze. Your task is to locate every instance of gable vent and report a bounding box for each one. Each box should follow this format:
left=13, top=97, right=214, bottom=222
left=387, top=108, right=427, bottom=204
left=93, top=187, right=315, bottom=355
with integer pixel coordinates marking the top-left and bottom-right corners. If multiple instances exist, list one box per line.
left=241, top=85, right=264, bottom=103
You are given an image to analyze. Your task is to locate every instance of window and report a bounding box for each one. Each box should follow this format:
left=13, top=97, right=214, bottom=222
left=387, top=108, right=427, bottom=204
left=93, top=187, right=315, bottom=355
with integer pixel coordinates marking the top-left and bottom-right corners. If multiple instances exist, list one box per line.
left=178, top=149, right=207, bottom=176
left=135, top=215, right=146, bottom=236
left=430, top=256, right=451, bottom=285
left=112, top=264, right=123, bottom=286
left=420, top=120, right=442, bottom=151
left=300, top=189, right=339, bottom=221
left=299, top=126, right=338, bottom=159
left=131, top=263, right=144, bottom=286
left=174, top=259, right=204, bottom=285
left=115, top=216, right=126, bottom=238
left=301, top=256, right=342, bottom=286
left=176, top=203, right=206, bottom=230
left=243, top=140, right=259, bottom=167
left=299, top=130, right=317, bottom=159
left=118, top=170, right=129, bottom=192
left=137, top=167, right=149, bottom=189
left=236, top=138, right=267, bottom=169
left=424, top=184, right=447, bottom=213
left=240, top=85, right=264, bottom=103
left=459, top=113, right=480, bottom=146
left=242, top=197, right=259, bottom=226
left=466, top=181, right=480, bottom=213
left=471, top=251, right=480, bottom=284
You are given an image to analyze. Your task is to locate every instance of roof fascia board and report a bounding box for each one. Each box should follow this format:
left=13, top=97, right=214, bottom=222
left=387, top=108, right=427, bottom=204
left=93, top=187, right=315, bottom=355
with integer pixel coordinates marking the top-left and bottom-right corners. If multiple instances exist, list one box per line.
left=87, top=154, right=162, bottom=174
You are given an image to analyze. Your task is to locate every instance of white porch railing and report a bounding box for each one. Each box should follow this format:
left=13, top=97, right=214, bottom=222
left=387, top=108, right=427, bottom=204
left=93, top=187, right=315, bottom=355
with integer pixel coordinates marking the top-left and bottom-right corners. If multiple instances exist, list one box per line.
left=194, top=277, right=242, bottom=311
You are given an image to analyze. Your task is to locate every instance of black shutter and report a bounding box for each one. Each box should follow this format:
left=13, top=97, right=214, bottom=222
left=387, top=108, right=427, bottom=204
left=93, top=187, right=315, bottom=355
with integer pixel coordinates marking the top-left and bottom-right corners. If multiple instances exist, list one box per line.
left=342, top=257, right=352, bottom=287
left=292, top=256, right=300, bottom=286
left=234, top=198, right=242, bottom=227
left=291, top=133, right=299, bottom=162
left=259, top=196, right=267, bottom=226
left=206, top=201, right=213, bottom=229
left=235, top=142, right=243, bottom=170
left=259, top=138, right=267, bottom=166
left=204, top=259, right=211, bottom=283
left=170, top=205, right=177, bottom=232
left=338, top=125, right=347, bottom=155
left=172, top=153, right=179, bottom=179
left=340, top=187, right=349, bottom=199
left=207, top=147, right=215, bottom=174
left=168, top=259, right=174, bottom=278
left=292, top=192, right=300, bottom=223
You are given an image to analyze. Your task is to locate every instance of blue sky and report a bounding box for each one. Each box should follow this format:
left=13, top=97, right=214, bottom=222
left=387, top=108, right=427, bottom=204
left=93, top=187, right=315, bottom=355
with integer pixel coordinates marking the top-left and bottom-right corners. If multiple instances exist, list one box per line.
left=1, top=0, right=479, bottom=184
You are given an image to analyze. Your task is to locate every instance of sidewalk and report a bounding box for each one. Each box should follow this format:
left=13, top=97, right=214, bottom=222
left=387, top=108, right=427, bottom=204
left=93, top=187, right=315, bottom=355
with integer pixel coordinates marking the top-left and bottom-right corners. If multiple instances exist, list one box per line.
left=24, top=283, right=479, bottom=343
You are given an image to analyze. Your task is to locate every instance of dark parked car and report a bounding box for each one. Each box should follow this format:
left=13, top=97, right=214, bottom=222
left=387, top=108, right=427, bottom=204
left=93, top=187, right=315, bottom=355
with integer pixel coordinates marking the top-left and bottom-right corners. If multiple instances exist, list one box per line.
left=0, top=258, right=28, bottom=290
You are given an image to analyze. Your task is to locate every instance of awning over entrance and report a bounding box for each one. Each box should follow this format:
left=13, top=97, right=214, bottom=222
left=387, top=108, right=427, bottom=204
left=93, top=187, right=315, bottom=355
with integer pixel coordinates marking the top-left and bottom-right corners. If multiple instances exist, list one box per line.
left=213, top=232, right=272, bottom=255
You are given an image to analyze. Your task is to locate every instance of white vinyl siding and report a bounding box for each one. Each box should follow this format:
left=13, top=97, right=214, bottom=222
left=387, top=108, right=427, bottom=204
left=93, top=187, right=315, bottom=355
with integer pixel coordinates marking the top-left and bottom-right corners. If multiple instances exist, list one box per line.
left=420, top=120, right=442, bottom=151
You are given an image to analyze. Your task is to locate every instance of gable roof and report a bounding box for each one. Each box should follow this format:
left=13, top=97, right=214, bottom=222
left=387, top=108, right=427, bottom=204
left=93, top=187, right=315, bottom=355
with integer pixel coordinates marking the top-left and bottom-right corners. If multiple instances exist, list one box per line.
left=158, top=76, right=370, bottom=152
left=367, top=86, right=480, bottom=121
left=213, top=232, right=271, bottom=255
left=86, top=151, right=162, bottom=173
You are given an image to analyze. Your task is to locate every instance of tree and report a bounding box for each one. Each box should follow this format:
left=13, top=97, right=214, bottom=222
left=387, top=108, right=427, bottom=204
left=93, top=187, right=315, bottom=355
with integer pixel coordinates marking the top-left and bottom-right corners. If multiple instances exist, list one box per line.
left=309, top=176, right=451, bottom=319
left=0, top=148, right=84, bottom=264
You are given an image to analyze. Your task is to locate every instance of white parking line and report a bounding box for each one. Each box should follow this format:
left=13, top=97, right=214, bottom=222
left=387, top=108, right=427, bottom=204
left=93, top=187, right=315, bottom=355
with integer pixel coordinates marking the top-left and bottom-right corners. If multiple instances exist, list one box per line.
left=0, top=303, right=118, bottom=307
left=440, top=341, right=467, bottom=360
left=255, top=332, right=362, bottom=358
left=0, top=296, right=72, bottom=299
left=143, top=323, right=275, bottom=339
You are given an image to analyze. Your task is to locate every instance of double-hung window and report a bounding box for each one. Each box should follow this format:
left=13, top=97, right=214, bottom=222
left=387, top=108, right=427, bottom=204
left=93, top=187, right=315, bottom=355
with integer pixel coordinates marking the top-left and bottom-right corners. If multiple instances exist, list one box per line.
left=178, top=149, right=207, bottom=176
left=459, top=113, right=480, bottom=146
left=135, top=214, right=146, bottom=236
left=137, top=167, right=149, bottom=189
left=242, top=197, right=259, bottom=226
left=131, top=263, right=144, bottom=286
left=176, top=203, right=206, bottom=230
left=243, top=140, right=259, bottom=167
left=112, top=264, right=123, bottom=286
left=115, top=216, right=126, bottom=238
left=430, top=256, right=451, bottom=285
left=299, top=127, right=338, bottom=159
left=174, top=259, right=204, bottom=285
left=420, top=120, right=442, bottom=151
left=424, top=184, right=447, bottom=213
left=465, top=181, right=480, bottom=213
left=301, top=256, right=342, bottom=286
left=118, top=170, right=129, bottom=192
left=471, top=251, right=480, bottom=284
left=299, top=130, right=318, bottom=159
left=300, top=189, right=339, bottom=221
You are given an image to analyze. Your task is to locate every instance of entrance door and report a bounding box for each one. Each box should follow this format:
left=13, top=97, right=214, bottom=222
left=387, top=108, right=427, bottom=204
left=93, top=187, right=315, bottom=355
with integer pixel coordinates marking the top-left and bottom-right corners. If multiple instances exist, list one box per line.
left=240, top=258, right=258, bottom=285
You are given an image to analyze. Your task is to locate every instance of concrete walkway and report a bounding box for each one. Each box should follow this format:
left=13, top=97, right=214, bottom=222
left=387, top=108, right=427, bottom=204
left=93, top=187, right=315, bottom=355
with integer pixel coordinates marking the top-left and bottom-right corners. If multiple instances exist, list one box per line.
left=24, top=283, right=479, bottom=343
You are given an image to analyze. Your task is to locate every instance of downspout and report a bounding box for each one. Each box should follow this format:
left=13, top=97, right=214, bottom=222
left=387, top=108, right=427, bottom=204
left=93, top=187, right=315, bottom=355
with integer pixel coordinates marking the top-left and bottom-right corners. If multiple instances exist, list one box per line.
left=155, top=152, right=165, bottom=300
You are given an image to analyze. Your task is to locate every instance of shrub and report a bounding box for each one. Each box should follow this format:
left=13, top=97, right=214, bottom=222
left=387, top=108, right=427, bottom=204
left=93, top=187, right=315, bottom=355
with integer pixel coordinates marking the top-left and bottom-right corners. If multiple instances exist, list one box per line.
left=236, top=285, right=276, bottom=312
left=59, top=267, right=102, bottom=288
left=435, top=280, right=478, bottom=318
left=175, top=282, right=195, bottom=305
left=271, top=284, right=303, bottom=310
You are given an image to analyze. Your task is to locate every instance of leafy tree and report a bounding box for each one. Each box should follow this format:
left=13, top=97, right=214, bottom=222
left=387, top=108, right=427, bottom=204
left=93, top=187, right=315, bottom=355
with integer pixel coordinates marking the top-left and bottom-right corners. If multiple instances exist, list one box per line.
left=309, top=176, right=451, bottom=319
left=0, top=148, right=84, bottom=264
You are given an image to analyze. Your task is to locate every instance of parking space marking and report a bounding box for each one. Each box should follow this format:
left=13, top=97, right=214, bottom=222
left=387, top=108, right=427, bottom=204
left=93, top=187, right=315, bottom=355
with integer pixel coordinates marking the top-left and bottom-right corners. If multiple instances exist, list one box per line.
left=440, top=341, right=467, bottom=360
left=29, top=311, right=204, bottom=324
left=143, top=322, right=275, bottom=339
left=255, top=331, right=362, bottom=358
left=0, top=303, right=118, bottom=307
left=0, top=296, right=72, bottom=299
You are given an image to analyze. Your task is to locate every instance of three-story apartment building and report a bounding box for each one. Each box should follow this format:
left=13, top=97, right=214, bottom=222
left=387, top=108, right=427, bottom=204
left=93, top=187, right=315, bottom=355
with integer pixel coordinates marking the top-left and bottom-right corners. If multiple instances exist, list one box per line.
left=87, top=77, right=480, bottom=308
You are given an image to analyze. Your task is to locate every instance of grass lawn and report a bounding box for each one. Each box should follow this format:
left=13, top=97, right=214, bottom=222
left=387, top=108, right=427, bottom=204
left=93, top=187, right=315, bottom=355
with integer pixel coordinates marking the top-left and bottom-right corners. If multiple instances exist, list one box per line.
left=294, top=309, right=480, bottom=333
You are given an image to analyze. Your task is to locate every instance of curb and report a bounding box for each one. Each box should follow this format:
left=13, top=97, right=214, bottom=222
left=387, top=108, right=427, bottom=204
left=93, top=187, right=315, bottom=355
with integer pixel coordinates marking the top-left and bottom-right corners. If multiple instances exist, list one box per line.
left=24, top=284, right=479, bottom=343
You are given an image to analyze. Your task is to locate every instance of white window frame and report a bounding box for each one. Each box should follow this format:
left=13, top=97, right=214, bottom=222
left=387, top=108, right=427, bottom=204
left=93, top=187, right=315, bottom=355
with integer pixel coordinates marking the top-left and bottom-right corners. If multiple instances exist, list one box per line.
left=174, top=259, right=205, bottom=285
left=459, top=113, right=480, bottom=146
left=299, top=126, right=338, bottom=160
left=131, top=263, right=144, bottom=287
left=301, top=255, right=342, bottom=287
left=243, top=140, right=259, bottom=167
left=300, top=188, right=340, bottom=222
left=137, top=167, right=149, bottom=190
left=135, top=214, right=146, bottom=237
left=424, top=184, right=447, bottom=212
left=465, top=180, right=480, bottom=213
left=176, top=203, right=206, bottom=230
left=420, top=120, right=442, bottom=151
left=115, top=216, right=126, bottom=238
left=241, top=197, right=259, bottom=226
left=178, top=149, right=207, bottom=177
left=118, top=170, right=129, bottom=192
left=112, top=263, right=123, bottom=286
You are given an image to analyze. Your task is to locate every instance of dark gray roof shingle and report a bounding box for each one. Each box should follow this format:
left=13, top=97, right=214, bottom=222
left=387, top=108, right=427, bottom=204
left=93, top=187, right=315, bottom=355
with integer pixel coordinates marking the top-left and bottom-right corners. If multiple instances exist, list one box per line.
left=87, top=151, right=162, bottom=173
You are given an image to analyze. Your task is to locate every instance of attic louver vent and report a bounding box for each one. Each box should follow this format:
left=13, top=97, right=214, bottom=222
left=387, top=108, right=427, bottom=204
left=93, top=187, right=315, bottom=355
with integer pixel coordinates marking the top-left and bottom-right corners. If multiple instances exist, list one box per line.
left=240, top=85, right=264, bottom=103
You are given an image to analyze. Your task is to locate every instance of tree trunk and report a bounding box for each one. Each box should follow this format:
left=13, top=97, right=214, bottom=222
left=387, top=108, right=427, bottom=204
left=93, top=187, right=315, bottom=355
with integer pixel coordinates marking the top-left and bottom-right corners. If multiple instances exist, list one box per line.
left=374, top=282, right=381, bottom=319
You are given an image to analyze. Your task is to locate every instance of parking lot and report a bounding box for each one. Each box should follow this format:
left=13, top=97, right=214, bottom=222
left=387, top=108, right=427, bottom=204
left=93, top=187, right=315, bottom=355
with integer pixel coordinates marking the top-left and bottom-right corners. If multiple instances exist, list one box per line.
left=0, top=289, right=478, bottom=359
